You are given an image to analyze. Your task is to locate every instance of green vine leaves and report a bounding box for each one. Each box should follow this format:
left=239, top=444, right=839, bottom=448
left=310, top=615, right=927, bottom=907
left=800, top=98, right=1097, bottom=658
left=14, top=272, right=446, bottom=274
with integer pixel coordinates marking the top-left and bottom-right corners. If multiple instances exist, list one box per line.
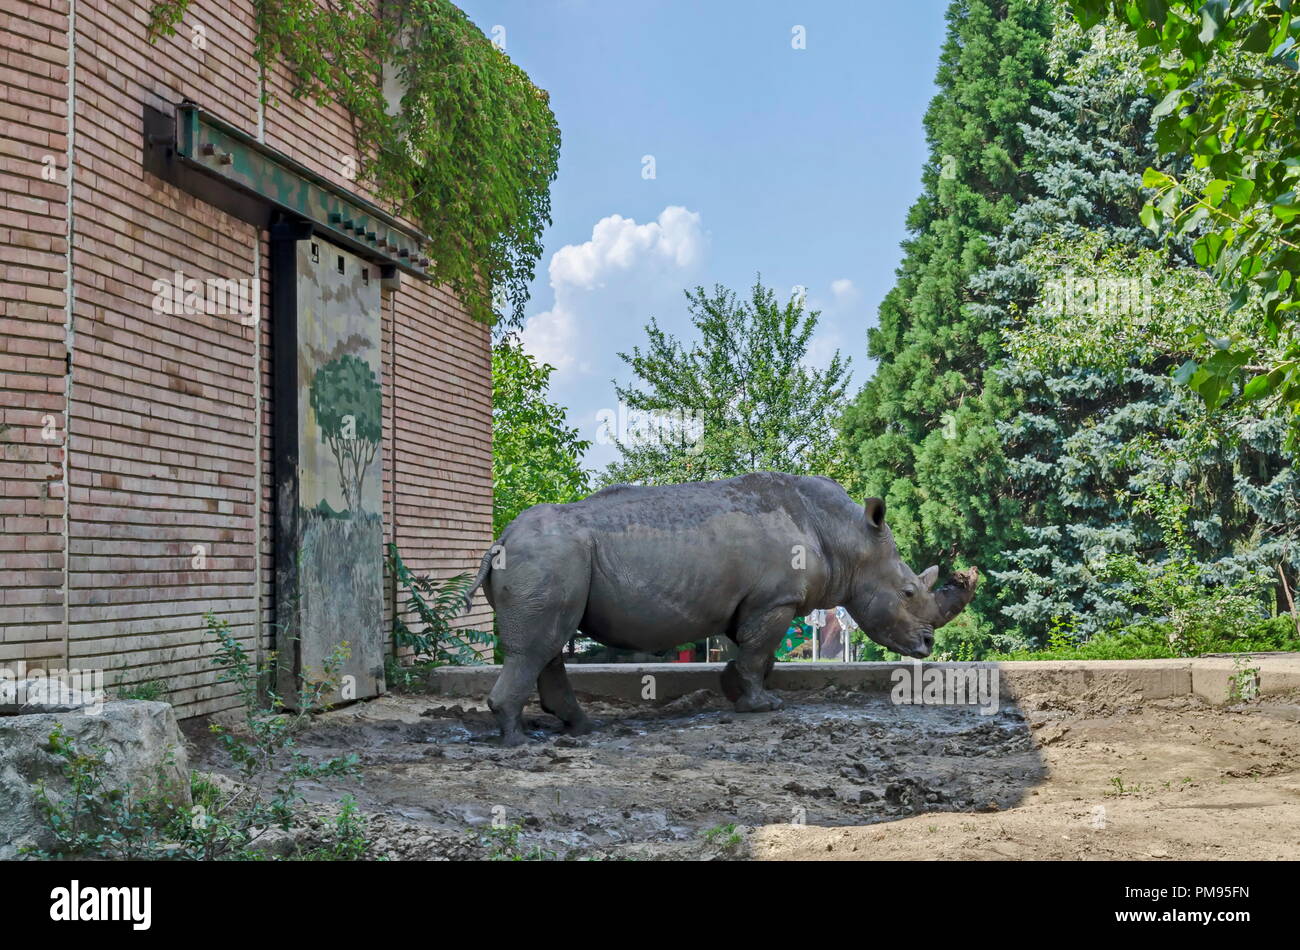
left=1068, top=1, right=1300, bottom=439
left=148, top=0, right=559, bottom=329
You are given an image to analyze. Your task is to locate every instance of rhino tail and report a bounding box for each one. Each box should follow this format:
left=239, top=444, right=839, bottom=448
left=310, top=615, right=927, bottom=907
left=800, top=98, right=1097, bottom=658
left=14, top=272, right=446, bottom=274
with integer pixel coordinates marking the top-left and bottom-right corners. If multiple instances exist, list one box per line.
left=462, top=544, right=502, bottom=614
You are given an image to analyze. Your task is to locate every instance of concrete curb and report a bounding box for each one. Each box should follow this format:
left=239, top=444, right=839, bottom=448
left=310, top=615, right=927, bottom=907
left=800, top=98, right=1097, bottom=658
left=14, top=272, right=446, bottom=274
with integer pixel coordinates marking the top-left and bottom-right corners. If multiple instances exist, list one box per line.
left=1190, top=654, right=1300, bottom=703
left=425, top=654, right=1300, bottom=707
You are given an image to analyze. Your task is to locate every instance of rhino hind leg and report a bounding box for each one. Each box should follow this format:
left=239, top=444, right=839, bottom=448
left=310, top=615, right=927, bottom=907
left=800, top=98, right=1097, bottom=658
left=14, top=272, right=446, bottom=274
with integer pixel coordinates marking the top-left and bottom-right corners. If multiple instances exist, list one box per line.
left=488, top=652, right=551, bottom=747
left=487, top=537, right=590, bottom=745
left=490, top=609, right=582, bottom=746
left=730, top=605, right=793, bottom=713
left=537, top=654, right=593, bottom=735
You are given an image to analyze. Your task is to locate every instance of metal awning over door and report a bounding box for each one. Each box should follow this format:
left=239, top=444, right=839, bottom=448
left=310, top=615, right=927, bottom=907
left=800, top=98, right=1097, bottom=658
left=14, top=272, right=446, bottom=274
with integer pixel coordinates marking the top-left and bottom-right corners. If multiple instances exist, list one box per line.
left=144, top=101, right=430, bottom=283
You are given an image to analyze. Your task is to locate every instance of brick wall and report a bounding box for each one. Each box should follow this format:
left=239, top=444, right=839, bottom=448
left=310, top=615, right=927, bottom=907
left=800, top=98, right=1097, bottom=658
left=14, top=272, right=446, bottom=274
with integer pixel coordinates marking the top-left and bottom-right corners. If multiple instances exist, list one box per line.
left=390, top=281, right=493, bottom=586
left=0, top=0, right=71, bottom=672
left=0, top=0, right=494, bottom=718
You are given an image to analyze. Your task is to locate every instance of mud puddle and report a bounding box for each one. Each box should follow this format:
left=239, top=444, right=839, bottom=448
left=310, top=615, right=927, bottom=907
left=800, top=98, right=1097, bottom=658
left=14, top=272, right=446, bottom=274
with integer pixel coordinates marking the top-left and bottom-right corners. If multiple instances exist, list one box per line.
left=186, top=686, right=1044, bottom=860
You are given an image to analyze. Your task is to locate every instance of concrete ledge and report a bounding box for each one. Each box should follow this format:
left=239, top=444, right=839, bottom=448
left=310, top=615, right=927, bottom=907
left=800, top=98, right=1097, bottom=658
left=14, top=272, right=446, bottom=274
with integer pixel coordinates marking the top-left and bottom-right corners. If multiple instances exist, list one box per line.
left=992, top=659, right=1192, bottom=703
left=428, top=662, right=729, bottom=703
left=1191, top=654, right=1300, bottom=704
left=423, top=655, right=1300, bottom=706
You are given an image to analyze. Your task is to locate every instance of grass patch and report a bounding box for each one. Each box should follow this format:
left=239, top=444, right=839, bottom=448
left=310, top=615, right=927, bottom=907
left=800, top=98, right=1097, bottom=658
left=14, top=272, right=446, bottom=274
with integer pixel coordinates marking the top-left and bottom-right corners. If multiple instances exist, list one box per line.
left=990, top=616, right=1299, bottom=661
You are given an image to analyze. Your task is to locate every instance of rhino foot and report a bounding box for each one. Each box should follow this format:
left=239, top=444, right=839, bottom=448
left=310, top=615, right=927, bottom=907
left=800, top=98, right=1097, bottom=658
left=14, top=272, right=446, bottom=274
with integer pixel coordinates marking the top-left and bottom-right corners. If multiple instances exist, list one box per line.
left=720, top=656, right=776, bottom=703
left=735, top=690, right=784, bottom=713
left=564, top=715, right=595, bottom=736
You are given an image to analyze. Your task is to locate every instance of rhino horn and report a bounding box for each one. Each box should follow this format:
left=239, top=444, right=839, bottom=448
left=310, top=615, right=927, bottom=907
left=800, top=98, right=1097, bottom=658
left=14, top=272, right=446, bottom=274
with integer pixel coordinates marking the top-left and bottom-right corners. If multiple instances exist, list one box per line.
left=932, top=567, right=979, bottom=626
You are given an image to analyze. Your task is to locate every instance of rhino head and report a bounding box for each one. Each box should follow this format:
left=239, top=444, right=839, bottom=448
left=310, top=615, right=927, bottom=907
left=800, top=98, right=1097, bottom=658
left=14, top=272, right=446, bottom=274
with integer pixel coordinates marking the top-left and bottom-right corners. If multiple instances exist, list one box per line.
left=841, top=498, right=979, bottom=659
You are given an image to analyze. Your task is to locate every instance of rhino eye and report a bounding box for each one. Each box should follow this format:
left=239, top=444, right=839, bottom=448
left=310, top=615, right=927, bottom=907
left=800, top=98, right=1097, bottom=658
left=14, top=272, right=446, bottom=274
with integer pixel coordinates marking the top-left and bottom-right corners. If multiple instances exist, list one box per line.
left=902, top=586, right=916, bottom=599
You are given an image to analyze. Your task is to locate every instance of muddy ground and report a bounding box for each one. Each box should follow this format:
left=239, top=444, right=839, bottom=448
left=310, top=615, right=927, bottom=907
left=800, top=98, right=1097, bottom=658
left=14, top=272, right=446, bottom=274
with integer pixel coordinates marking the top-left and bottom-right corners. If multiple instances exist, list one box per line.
left=185, top=684, right=1300, bottom=860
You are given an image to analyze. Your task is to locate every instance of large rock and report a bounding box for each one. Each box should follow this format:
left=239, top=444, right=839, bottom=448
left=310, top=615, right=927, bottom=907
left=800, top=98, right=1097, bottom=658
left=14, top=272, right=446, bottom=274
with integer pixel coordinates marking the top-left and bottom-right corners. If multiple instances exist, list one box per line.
left=0, top=701, right=190, bottom=859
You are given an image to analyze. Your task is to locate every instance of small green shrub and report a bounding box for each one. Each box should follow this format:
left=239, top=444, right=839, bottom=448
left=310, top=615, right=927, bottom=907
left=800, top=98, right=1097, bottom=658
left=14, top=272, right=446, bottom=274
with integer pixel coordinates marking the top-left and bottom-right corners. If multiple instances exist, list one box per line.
left=993, top=486, right=1299, bottom=661
left=991, top=616, right=1298, bottom=661
left=115, top=678, right=167, bottom=701
left=25, top=726, right=189, bottom=860
left=299, top=794, right=373, bottom=861
left=28, top=612, right=366, bottom=860
left=479, top=822, right=555, bottom=861
left=383, top=654, right=440, bottom=693
left=1227, top=655, right=1262, bottom=704
left=388, top=542, right=495, bottom=666
left=702, top=822, right=744, bottom=852
left=930, top=609, right=1000, bottom=660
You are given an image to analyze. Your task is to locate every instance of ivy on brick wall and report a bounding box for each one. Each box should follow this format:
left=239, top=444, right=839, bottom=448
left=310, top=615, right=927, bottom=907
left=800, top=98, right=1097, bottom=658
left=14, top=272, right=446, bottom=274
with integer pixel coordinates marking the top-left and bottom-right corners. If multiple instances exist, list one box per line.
left=148, top=0, right=560, bottom=328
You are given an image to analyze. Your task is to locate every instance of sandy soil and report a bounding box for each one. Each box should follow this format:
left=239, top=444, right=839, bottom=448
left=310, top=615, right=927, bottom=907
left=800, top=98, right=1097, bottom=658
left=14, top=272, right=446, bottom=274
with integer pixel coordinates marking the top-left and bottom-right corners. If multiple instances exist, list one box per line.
left=184, top=684, right=1300, bottom=860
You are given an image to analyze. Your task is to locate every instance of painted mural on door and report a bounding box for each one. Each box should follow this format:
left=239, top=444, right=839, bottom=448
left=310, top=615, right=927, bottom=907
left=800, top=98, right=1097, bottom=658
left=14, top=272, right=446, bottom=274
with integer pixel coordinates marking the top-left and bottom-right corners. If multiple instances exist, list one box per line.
left=279, top=237, right=384, bottom=703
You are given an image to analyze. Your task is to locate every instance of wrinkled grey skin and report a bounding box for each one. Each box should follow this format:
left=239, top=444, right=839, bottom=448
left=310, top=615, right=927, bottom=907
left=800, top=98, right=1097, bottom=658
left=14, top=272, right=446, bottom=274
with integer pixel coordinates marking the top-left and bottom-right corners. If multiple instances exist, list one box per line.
left=464, top=472, right=979, bottom=745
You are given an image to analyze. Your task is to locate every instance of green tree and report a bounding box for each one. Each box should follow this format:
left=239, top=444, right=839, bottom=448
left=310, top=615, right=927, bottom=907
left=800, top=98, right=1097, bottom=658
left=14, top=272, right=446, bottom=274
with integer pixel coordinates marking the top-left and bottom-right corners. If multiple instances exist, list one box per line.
left=492, top=337, right=590, bottom=536
left=973, top=19, right=1181, bottom=646
left=1067, top=0, right=1300, bottom=435
left=967, top=17, right=1295, bottom=647
left=309, top=354, right=382, bottom=514
left=1004, top=233, right=1299, bottom=619
left=840, top=0, right=1056, bottom=625
left=989, top=12, right=1298, bottom=640
left=603, top=279, right=851, bottom=485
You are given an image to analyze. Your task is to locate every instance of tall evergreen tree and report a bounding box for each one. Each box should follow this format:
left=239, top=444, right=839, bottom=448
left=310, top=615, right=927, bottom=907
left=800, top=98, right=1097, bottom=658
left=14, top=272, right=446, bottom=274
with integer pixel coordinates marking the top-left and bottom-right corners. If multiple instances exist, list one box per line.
left=986, top=21, right=1295, bottom=645
left=841, top=0, right=1055, bottom=632
left=980, top=21, right=1171, bottom=643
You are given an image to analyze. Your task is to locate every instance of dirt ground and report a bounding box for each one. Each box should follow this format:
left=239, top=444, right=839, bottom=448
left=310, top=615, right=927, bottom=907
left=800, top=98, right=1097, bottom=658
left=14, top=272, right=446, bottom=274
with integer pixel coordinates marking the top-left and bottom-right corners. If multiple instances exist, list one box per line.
left=185, top=683, right=1300, bottom=860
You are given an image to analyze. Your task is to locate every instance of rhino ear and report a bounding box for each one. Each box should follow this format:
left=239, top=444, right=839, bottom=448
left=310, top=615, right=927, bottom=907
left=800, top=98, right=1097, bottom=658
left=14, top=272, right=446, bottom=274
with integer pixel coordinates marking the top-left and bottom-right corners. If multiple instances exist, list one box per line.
left=919, top=565, right=939, bottom=590
left=864, top=497, right=886, bottom=530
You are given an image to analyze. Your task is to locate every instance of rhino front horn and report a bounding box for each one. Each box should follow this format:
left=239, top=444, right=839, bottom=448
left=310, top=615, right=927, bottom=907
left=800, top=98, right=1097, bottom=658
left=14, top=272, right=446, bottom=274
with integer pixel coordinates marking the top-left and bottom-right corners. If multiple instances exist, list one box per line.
left=933, top=567, right=979, bottom=626
left=952, top=566, right=979, bottom=590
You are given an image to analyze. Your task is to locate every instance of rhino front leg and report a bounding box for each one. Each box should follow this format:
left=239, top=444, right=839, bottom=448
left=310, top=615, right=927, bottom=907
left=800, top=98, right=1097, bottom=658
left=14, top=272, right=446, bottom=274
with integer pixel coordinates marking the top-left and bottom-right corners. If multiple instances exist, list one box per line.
left=730, top=604, right=794, bottom=713
left=537, top=654, right=593, bottom=735
left=720, top=652, right=774, bottom=702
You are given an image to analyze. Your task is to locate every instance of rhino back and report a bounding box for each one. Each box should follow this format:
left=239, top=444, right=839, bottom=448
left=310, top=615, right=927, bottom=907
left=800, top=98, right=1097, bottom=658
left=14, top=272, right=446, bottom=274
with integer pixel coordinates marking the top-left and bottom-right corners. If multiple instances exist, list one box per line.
left=502, top=473, right=851, bottom=650
left=560, top=472, right=849, bottom=528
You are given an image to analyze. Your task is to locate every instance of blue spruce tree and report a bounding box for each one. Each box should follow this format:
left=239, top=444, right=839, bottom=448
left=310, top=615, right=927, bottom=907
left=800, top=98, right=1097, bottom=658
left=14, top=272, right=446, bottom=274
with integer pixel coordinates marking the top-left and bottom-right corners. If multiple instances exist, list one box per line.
left=981, top=22, right=1295, bottom=646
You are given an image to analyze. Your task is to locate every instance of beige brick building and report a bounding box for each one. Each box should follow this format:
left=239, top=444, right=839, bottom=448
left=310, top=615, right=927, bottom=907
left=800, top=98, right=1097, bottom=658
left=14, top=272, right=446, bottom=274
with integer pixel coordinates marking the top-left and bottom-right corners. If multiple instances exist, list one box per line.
left=0, top=0, right=494, bottom=718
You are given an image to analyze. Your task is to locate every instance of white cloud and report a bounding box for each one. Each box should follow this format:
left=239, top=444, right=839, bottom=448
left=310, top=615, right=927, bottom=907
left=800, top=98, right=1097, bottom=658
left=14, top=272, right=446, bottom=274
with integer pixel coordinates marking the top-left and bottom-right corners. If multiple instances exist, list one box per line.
left=803, top=329, right=844, bottom=373
left=518, top=305, right=580, bottom=373
left=548, top=206, right=705, bottom=290
left=520, top=206, right=707, bottom=374
left=799, top=278, right=863, bottom=381
left=830, top=278, right=859, bottom=305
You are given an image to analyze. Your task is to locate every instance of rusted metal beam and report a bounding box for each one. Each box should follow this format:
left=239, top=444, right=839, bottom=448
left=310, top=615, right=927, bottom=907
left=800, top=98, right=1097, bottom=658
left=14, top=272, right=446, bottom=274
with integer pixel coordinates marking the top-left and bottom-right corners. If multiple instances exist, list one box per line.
left=145, top=102, right=429, bottom=280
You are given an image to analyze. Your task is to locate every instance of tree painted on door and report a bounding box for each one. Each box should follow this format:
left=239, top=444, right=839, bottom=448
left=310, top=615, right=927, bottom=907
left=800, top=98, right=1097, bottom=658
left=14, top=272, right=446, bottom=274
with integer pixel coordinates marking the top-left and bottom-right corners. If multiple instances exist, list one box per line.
left=277, top=238, right=385, bottom=706
left=309, top=353, right=382, bottom=515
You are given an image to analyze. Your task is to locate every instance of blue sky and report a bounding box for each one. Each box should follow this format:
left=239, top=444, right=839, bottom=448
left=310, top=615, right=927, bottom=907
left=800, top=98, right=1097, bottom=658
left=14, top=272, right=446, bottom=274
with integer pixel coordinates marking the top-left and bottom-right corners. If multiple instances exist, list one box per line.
left=458, top=0, right=949, bottom=470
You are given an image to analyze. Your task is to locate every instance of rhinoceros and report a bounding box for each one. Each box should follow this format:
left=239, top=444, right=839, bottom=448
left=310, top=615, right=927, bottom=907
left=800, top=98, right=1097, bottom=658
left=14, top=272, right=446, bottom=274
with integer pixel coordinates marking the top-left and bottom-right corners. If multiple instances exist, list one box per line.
left=463, top=472, right=978, bottom=745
